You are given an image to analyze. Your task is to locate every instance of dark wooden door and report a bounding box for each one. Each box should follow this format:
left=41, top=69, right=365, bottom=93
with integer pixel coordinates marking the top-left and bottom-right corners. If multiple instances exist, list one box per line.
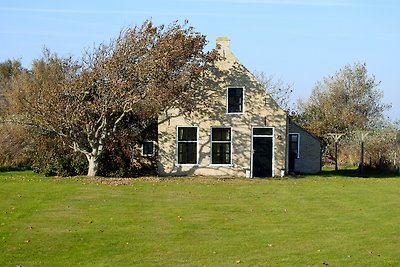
left=252, top=136, right=273, bottom=177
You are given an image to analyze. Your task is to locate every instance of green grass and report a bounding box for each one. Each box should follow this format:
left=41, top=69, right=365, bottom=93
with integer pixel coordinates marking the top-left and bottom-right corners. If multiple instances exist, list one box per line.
left=1, top=171, right=399, bottom=266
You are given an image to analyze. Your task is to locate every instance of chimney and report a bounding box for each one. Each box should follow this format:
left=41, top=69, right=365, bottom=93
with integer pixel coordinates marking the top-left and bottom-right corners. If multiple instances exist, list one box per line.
left=216, top=37, right=230, bottom=51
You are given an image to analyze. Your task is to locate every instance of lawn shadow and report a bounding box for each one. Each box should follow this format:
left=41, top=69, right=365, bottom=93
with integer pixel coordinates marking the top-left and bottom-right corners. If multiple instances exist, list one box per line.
left=307, top=168, right=399, bottom=178
left=0, top=166, right=31, bottom=172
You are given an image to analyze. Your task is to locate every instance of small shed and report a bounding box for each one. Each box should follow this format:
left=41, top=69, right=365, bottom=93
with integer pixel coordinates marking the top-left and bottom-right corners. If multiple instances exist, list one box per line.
left=288, top=119, right=322, bottom=174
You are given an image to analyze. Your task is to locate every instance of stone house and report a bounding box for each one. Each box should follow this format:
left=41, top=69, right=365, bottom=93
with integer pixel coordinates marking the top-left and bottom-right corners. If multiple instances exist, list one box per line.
left=152, top=37, right=321, bottom=177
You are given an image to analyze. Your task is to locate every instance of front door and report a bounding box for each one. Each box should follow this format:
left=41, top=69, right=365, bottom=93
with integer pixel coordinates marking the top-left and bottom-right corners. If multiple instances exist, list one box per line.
left=252, top=128, right=273, bottom=178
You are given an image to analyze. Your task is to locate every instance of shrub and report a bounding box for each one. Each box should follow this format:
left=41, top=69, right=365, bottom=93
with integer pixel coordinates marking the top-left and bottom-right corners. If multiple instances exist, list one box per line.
left=0, top=124, right=30, bottom=167
left=29, top=134, right=87, bottom=177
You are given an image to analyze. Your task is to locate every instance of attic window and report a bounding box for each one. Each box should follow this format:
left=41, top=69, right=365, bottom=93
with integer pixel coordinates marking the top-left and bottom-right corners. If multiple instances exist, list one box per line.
left=227, top=87, right=244, bottom=113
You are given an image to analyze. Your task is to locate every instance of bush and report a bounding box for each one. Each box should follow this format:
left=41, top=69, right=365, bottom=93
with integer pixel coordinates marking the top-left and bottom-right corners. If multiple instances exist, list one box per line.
left=0, top=124, right=30, bottom=167
left=28, top=121, right=158, bottom=177
left=97, top=128, right=157, bottom=177
left=29, top=134, right=87, bottom=177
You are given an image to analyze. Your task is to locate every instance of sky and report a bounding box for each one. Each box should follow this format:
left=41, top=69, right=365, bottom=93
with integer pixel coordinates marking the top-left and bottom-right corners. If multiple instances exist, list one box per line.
left=1, top=0, right=399, bottom=121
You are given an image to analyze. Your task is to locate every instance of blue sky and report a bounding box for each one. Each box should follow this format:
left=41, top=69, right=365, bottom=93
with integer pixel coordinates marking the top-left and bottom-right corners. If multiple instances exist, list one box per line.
left=1, top=0, right=399, bottom=121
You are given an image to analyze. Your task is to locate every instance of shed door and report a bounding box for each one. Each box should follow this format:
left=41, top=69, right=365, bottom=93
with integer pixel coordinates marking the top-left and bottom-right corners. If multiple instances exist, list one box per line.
left=252, top=128, right=273, bottom=178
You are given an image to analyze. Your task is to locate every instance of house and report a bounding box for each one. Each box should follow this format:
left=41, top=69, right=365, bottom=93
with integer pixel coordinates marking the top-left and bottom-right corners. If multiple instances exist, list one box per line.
left=155, top=37, right=321, bottom=177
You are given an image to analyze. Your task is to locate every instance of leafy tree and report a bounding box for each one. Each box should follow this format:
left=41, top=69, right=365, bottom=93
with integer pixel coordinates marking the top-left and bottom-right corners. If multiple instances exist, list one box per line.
left=0, top=60, right=22, bottom=111
left=294, top=62, right=391, bottom=168
left=7, top=20, right=216, bottom=176
left=0, top=60, right=30, bottom=167
left=0, top=124, right=30, bottom=167
left=295, top=62, right=390, bottom=137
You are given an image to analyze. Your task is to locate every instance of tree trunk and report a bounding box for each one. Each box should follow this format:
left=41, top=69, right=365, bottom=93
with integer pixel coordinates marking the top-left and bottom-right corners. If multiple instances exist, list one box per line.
left=334, top=141, right=338, bottom=171
left=360, top=141, right=365, bottom=175
left=86, top=154, right=99, bottom=177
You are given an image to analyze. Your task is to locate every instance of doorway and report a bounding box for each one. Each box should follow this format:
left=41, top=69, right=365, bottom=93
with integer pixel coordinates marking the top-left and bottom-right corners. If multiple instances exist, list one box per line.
left=252, top=127, right=274, bottom=177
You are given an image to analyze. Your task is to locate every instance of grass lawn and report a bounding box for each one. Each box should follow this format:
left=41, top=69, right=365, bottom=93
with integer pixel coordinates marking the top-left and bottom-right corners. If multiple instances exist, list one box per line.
left=1, top=171, right=399, bottom=266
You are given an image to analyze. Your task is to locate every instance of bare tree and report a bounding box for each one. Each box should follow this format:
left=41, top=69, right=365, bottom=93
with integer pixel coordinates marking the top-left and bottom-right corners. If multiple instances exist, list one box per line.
left=253, top=71, right=293, bottom=111
left=7, top=20, right=216, bottom=176
left=326, top=133, right=345, bottom=171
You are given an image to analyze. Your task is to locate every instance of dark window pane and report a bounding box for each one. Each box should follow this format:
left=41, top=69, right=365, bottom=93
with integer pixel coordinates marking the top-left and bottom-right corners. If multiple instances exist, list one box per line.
left=178, top=127, right=197, bottom=141
left=289, top=134, right=299, bottom=156
left=211, top=128, right=231, bottom=164
left=186, top=143, right=197, bottom=164
left=227, top=88, right=243, bottom=113
left=142, top=141, right=154, bottom=155
left=212, top=128, right=231, bottom=141
left=212, top=143, right=231, bottom=164
left=178, top=143, right=197, bottom=164
left=178, top=143, right=185, bottom=163
left=177, top=127, right=198, bottom=164
left=253, top=128, right=273, bottom=136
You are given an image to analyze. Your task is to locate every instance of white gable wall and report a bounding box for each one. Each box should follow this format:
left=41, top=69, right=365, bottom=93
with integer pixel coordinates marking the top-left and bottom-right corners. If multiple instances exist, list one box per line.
left=157, top=37, right=287, bottom=177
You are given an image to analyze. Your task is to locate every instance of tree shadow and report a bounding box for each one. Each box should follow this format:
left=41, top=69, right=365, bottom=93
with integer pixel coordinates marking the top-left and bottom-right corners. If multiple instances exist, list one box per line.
left=307, top=168, right=399, bottom=178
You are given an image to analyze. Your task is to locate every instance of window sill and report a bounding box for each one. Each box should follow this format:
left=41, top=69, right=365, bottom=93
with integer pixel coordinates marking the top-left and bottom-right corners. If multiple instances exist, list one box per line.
left=209, top=164, right=234, bottom=167
left=226, top=112, right=244, bottom=115
left=175, top=164, right=200, bottom=167
left=142, top=154, right=155, bottom=157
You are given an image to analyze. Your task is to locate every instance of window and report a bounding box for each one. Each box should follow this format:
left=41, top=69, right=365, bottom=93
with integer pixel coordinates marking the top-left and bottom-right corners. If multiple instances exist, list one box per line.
left=289, top=133, right=300, bottom=158
left=177, top=127, right=198, bottom=164
left=211, top=128, right=232, bottom=164
left=142, top=141, right=155, bottom=156
left=227, top=87, right=244, bottom=113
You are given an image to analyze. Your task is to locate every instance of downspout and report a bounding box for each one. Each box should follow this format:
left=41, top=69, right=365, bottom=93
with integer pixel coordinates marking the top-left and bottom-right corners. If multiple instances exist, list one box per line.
left=285, top=113, right=290, bottom=176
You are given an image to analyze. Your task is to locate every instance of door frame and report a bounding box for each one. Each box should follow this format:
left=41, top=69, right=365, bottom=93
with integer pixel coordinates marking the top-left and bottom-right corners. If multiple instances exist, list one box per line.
left=251, top=127, right=275, bottom=178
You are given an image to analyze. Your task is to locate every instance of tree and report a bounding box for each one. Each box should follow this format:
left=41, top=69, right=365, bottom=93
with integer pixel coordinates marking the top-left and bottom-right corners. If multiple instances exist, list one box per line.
left=359, top=123, right=399, bottom=171
left=294, top=62, right=391, bottom=168
left=326, top=133, right=345, bottom=171
left=254, top=71, right=293, bottom=111
left=0, top=59, right=22, bottom=112
left=296, top=62, right=390, bottom=137
left=7, top=20, right=216, bottom=176
left=0, top=60, right=30, bottom=167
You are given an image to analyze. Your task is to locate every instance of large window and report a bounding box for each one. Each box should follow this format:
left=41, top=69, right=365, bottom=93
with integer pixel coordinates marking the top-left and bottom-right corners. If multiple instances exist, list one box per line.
left=177, top=127, right=198, bottom=164
left=211, top=127, right=232, bottom=164
left=289, top=133, right=300, bottom=158
left=227, top=87, right=244, bottom=113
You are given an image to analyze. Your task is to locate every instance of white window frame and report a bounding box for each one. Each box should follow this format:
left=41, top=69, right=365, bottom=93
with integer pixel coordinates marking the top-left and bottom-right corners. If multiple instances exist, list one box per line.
left=176, top=126, right=199, bottom=166
left=226, top=86, right=245, bottom=114
left=210, top=127, right=232, bottom=166
left=289, top=133, right=300, bottom=159
left=141, top=140, right=155, bottom=156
